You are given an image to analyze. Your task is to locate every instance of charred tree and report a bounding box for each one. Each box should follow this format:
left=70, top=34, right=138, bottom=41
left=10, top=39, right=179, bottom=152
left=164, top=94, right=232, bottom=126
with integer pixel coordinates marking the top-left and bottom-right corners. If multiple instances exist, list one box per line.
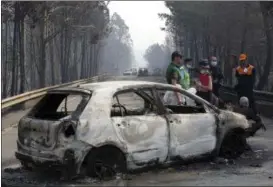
left=257, top=2, right=273, bottom=89
left=11, top=2, right=20, bottom=96
left=19, top=18, right=25, bottom=94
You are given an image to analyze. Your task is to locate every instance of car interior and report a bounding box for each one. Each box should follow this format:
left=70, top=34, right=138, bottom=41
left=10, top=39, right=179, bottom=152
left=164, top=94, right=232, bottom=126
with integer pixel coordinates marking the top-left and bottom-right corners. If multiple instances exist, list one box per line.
left=110, top=88, right=207, bottom=117
left=157, top=89, right=207, bottom=114
left=27, top=93, right=88, bottom=120
left=111, top=90, right=158, bottom=117
left=164, top=105, right=206, bottom=114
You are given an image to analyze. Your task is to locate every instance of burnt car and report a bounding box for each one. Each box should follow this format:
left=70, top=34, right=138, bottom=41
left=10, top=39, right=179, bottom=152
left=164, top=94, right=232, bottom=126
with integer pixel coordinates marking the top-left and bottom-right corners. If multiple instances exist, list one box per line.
left=138, top=68, right=148, bottom=76
left=123, top=69, right=132, bottom=76
left=131, top=68, right=138, bottom=75
left=16, top=81, right=251, bottom=178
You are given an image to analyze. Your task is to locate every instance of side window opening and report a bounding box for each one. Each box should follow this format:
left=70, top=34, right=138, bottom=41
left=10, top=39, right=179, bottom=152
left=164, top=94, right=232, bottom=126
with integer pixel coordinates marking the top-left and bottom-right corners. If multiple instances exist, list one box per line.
left=111, top=90, right=158, bottom=117
left=28, top=93, right=90, bottom=120
left=157, top=89, right=206, bottom=114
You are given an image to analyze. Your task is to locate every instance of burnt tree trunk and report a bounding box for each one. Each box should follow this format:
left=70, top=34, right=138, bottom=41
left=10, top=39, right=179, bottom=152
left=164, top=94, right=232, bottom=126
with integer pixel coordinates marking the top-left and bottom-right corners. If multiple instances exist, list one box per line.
left=49, top=37, right=55, bottom=85
left=193, top=31, right=199, bottom=62
left=257, top=2, right=273, bottom=90
left=2, top=23, right=8, bottom=98
left=60, top=31, right=64, bottom=83
left=80, top=35, right=87, bottom=79
left=19, top=19, right=25, bottom=94
left=11, top=2, right=20, bottom=96
left=240, top=2, right=249, bottom=53
left=63, top=29, right=68, bottom=83
left=30, top=29, right=36, bottom=89
left=38, top=3, right=46, bottom=88
left=72, top=40, right=78, bottom=80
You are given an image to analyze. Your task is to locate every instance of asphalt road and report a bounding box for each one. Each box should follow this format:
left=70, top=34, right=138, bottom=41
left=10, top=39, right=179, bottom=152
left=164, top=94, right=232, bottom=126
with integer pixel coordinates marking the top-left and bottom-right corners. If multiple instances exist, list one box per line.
left=2, top=75, right=273, bottom=186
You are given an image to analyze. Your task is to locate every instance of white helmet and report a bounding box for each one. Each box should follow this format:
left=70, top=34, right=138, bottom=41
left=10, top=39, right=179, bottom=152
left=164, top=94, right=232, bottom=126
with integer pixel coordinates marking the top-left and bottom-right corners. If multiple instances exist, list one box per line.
left=239, top=97, right=249, bottom=107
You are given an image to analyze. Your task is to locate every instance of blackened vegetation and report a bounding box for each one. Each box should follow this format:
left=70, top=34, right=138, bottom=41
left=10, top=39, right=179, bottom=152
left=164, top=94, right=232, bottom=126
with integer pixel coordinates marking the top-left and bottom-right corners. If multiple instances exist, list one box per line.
left=1, top=2, right=134, bottom=99
left=158, top=2, right=273, bottom=91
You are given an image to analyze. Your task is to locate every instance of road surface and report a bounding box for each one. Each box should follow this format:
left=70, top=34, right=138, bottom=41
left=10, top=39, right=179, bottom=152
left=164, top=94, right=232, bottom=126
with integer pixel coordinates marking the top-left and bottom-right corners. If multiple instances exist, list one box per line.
left=2, top=76, right=273, bottom=186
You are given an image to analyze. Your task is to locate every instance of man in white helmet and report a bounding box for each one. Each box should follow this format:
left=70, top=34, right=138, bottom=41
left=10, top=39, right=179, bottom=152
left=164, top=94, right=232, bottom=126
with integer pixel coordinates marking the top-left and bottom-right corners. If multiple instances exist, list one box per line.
left=233, top=96, right=266, bottom=137
left=239, top=96, right=249, bottom=107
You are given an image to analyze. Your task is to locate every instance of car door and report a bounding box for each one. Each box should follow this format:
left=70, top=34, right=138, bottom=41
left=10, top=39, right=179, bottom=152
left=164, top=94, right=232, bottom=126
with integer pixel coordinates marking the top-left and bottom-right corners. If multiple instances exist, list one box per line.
left=156, top=87, right=217, bottom=159
left=111, top=88, right=169, bottom=166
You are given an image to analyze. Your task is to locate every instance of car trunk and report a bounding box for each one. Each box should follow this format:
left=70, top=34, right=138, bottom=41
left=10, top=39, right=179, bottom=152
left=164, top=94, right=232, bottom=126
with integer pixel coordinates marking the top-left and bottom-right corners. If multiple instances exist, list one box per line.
left=18, top=117, right=66, bottom=150
left=18, top=88, right=91, bottom=150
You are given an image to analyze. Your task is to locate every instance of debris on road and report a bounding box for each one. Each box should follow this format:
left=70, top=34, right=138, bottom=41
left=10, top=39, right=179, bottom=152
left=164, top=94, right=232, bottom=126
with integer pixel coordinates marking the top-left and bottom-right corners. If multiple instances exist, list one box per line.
left=249, top=163, right=262, bottom=168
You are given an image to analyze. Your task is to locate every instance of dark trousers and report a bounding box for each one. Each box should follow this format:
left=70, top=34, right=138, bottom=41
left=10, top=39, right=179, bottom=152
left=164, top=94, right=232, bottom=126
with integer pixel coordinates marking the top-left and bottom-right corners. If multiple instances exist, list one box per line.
left=213, top=83, right=221, bottom=97
left=197, top=91, right=211, bottom=102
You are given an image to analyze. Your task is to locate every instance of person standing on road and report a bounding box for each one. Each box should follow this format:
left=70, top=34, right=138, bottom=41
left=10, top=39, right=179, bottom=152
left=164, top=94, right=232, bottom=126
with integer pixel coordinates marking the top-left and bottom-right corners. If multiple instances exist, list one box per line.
left=210, top=56, right=224, bottom=97
left=235, top=54, right=257, bottom=114
left=196, top=59, right=213, bottom=102
left=179, top=58, right=192, bottom=90
left=165, top=51, right=184, bottom=104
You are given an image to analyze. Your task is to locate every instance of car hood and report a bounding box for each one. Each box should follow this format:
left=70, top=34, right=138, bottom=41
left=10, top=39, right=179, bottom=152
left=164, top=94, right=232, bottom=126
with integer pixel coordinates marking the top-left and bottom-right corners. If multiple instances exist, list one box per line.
left=219, top=109, right=251, bottom=129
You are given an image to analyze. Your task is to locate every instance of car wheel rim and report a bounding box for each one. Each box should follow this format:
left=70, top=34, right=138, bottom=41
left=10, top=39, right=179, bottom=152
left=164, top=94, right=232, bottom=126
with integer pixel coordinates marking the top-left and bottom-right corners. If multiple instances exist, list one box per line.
left=94, top=160, right=118, bottom=179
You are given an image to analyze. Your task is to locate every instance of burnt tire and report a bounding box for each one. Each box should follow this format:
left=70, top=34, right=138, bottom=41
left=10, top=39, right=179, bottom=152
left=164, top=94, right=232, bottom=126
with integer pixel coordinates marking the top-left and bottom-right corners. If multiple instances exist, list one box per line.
left=86, top=147, right=127, bottom=179
left=20, top=161, right=33, bottom=171
left=219, top=131, right=247, bottom=159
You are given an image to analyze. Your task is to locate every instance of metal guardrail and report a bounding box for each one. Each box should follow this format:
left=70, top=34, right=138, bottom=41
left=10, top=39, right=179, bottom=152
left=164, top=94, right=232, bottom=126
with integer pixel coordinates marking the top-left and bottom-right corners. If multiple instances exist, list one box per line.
left=1, top=74, right=108, bottom=110
left=220, top=85, right=273, bottom=103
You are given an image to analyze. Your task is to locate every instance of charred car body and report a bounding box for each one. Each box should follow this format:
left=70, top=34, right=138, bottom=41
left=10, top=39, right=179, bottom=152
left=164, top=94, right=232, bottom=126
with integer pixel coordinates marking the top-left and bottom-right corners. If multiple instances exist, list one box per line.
left=138, top=68, right=148, bottom=76
left=16, top=81, right=251, bottom=178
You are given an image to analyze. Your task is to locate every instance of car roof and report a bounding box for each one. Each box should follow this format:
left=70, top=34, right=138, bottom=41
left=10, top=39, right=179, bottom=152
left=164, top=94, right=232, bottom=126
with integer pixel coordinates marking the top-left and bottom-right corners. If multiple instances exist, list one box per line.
left=79, top=80, right=175, bottom=92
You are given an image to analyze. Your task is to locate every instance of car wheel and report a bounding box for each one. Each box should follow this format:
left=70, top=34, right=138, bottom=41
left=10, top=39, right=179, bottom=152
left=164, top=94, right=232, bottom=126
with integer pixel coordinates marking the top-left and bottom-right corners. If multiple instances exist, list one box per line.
left=87, top=147, right=127, bottom=179
left=219, top=131, right=247, bottom=159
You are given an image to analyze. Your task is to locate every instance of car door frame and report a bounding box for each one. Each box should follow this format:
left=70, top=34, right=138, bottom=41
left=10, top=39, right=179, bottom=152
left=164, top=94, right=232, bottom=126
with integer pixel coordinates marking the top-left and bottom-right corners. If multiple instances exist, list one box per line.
left=152, top=85, right=219, bottom=160
left=111, top=86, right=170, bottom=167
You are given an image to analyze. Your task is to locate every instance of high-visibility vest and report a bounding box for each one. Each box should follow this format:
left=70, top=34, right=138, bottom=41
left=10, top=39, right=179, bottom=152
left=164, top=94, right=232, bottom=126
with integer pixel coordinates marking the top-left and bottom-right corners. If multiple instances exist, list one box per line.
left=236, top=65, right=254, bottom=76
left=179, top=66, right=190, bottom=89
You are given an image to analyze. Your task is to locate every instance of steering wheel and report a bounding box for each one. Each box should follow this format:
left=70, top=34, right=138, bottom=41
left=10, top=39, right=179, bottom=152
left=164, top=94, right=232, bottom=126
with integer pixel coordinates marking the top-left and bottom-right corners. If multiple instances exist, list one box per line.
left=112, top=103, right=128, bottom=115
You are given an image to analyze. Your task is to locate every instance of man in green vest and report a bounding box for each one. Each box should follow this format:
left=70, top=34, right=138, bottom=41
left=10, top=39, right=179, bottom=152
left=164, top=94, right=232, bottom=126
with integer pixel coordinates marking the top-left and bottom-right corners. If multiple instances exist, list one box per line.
left=165, top=51, right=183, bottom=105
left=166, top=51, right=183, bottom=86
left=179, top=58, right=192, bottom=89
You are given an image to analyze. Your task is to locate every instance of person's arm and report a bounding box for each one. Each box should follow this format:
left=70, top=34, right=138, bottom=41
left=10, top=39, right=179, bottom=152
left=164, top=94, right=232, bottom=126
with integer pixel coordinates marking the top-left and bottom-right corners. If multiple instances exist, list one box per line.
left=208, top=75, right=213, bottom=91
left=218, top=67, right=224, bottom=82
left=171, top=71, right=183, bottom=104
left=252, top=67, right=256, bottom=87
left=234, top=69, right=239, bottom=91
left=235, top=68, right=239, bottom=78
left=174, top=85, right=183, bottom=104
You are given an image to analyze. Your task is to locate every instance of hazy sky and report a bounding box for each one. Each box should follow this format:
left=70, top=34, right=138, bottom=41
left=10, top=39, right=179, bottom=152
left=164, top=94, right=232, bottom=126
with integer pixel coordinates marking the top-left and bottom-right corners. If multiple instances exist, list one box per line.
left=108, top=1, right=170, bottom=67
